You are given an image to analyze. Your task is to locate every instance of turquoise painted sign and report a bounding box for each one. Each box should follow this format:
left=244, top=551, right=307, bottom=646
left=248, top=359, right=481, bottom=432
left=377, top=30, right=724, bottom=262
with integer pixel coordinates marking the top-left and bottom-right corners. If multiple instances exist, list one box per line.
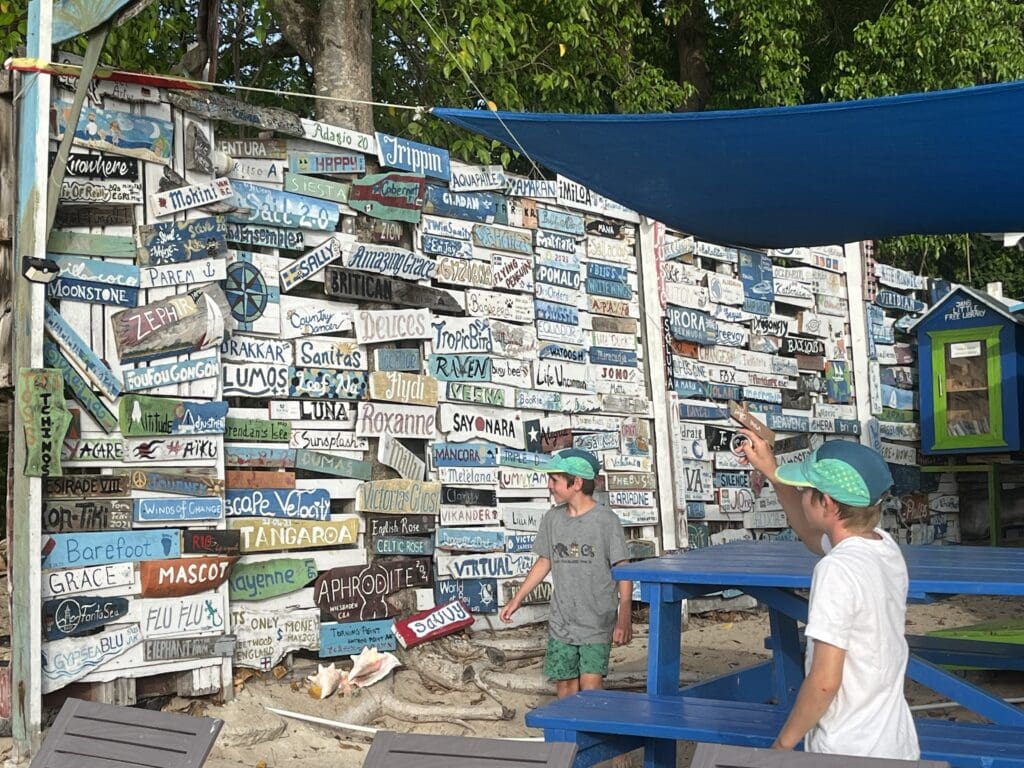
left=288, top=368, right=367, bottom=399
left=586, top=277, right=632, bottom=300
left=229, top=180, right=340, bottom=231
left=51, top=255, right=140, bottom=286
left=373, top=536, right=434, bottom=556
left=44, top=305, right=122, bottom=399
left=319, top=619, right=396, bottom=657
left=431, top=442, right=499, bottom=467
left=537, top=207, right=584, bottom=235
left=42, top=342, right=118, bottom=433
left=43, top=530, right=181, bottom=570
left=294, top=449, right=373, bottom=480
left=224, top=446, right=296, bottom=468
left=133, top=498, right=224, bottom=523
left=435, top=528, right=505, bottom=552
left=122, top=356, right=220, bottom=392
left=427, top=354, right=492, bottom=382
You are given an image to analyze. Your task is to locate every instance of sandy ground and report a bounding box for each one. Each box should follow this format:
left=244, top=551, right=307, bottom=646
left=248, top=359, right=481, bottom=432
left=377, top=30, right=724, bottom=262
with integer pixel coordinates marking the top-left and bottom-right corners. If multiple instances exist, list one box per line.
left=0, top=592, right=1019, bottom=767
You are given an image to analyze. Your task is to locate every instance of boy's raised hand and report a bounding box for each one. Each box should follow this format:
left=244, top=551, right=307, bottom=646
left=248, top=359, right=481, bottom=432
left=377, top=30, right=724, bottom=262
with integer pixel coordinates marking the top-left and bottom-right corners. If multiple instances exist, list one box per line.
left=498, top=600, right=519, bottom=624
left=736, top=427, right=779, bottom=478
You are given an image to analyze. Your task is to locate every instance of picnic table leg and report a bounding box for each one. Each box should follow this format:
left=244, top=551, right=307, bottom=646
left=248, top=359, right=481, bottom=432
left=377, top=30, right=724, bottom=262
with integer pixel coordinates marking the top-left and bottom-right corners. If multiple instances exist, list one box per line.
left=644, top=582, right=682, bottom=696
left=644, top=737, right=676, bottom=768
left=743, top=587, right=807, bottom=707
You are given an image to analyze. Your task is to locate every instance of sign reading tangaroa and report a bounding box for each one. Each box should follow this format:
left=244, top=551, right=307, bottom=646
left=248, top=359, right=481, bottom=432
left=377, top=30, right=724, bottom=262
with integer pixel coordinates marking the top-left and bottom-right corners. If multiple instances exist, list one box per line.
left=228, top=516, right=360, bottom=552
left=324, top=267, right=462, bottom=314
left=139, top=556, right=236, bottom=598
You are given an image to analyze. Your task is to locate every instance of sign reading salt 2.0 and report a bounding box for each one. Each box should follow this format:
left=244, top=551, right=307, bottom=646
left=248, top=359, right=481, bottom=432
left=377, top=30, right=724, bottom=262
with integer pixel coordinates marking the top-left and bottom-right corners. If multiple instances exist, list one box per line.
left=376, top=132, right=450, bottom=180
left=230, top=180, right=340, bottom=231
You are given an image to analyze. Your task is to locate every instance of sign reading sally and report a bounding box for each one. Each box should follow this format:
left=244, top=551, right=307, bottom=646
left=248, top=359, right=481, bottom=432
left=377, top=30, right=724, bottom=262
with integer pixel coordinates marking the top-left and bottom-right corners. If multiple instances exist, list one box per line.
left=375, top=132, right=451, bottom=181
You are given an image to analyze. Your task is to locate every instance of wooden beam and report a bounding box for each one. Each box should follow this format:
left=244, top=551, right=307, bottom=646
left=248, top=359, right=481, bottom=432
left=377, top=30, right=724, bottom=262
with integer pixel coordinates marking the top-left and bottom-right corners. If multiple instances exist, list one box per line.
left=12, top=0, right=52, bottom=756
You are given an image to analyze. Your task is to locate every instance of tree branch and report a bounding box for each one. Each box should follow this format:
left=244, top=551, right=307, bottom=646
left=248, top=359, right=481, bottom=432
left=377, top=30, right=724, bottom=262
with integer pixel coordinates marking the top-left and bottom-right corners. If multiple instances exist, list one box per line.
left=264, top=0, right=316, bottom=62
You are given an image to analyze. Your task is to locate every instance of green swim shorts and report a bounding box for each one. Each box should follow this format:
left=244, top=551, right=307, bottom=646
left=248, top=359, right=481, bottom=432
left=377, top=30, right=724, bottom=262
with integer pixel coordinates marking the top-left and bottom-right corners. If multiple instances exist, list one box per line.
left=543, top=636, right=612, bottom=680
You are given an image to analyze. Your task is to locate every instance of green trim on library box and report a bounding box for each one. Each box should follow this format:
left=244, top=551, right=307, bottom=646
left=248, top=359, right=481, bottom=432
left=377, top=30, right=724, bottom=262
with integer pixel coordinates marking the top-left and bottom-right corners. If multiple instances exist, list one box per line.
left=228, top=557, right=318, bottom=601
left=43, top=530, right=181, bottom=570
left=320, top=619, right=397, bottom=657
left=295, top=449, right=373, bottom=481
left=133, top=497, right=224, bottom=523
left=929, top=326, right=1005, bottom=451
left=118, top=395, right=228, bottom=437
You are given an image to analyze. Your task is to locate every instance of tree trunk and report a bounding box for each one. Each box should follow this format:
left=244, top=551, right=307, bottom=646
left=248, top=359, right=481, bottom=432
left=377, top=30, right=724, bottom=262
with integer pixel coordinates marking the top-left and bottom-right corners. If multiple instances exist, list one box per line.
left=315, top=0, right=374, bottom=133
left=676, top=0, right=711, bottom=112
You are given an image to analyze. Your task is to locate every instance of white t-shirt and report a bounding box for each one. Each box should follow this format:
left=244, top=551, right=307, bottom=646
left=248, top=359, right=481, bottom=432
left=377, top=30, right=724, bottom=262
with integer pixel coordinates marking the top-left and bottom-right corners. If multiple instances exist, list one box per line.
left=803, top=529, right=920, bottom=759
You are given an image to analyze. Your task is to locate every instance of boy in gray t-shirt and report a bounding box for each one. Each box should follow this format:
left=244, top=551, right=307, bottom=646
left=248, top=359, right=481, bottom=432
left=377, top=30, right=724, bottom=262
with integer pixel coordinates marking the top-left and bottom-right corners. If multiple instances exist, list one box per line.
left=499, top=449, right=632, bottom=699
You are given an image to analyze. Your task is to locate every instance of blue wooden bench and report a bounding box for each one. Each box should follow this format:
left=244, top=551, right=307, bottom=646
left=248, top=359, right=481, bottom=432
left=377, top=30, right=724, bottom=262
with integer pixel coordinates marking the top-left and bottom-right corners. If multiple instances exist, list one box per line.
left=525, top=690, right=1024, bottom=768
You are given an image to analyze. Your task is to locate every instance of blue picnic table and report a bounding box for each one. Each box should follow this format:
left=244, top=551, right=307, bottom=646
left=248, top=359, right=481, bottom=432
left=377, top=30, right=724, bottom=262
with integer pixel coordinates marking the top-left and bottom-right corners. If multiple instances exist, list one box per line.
left=526, top=541, right=1024, bottom=768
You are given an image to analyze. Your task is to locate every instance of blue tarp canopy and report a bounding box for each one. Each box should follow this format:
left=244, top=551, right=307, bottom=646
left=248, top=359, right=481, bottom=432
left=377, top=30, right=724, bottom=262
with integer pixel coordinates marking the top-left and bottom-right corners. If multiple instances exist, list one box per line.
left=433, top=81, right=1024, bottom=248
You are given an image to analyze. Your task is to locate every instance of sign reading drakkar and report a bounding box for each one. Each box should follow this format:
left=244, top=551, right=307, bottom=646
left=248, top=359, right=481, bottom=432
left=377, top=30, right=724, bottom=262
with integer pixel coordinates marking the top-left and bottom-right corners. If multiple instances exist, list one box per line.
left=139, top=556, right=237, bottom=598
left=314, top=556, right=432, bottom=621
left=356, top=480, right=440, bottom=515
left=19, top=368, right=72, bottom=477
left=393, top=599, right=473, bottom=648
left=228, top=517, right=360, bottom=552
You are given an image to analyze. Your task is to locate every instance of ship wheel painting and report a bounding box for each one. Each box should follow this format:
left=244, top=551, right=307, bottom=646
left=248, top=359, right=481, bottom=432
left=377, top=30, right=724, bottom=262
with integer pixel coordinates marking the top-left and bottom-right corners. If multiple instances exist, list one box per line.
left=225, top=261, right=268, bottom=324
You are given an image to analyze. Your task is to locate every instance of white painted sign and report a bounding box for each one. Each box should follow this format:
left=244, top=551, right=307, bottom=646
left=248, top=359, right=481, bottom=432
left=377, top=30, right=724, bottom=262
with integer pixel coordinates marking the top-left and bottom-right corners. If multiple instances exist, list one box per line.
left=141, top=594, right=227, bottom=637
left=232, top=606, right=320, bottom=670
left=378, top=434, right=426, bottom=480
left=439, top=403, right=524, bottom=448
left=44, top=562, right=135, bottom=599
left=294, top=338, right=366, bottom=370
left=280, top=296, right=355, bottom=339
left=466, top=289, right=534, bottom=323
left=437, top=466, right=500, bottom=485
left=439, top=505, right=501, bottom=526
left=151, top=178, right=233, bottom=217
left=279, top=235, right=352, bottom=292
left=354, top=308, right=432, bottom=344
left=356, top=402, right=437, bottom=438
left=289, top=429, right=368, bottom=452
left=42, top=625, right=143, bottom=693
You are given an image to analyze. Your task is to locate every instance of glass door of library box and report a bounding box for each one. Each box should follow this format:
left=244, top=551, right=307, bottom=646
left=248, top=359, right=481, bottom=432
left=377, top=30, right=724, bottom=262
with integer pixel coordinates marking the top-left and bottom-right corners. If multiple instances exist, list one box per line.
left=928, top=326, right=1005, bottom=451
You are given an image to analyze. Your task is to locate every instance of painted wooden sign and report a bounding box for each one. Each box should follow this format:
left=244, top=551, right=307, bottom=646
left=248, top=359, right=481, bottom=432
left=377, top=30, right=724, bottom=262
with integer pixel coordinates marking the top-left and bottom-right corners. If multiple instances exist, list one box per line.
left=59, top=177, right=141, bottom=205
left=431, top=442, right=499, bottom=467
left=439, top=505, right=500, bottom=526
left=441, top=552, right=536, bottom=580
left=43, top=596, right=130, bottom=641
left=285, top=172, right=351, bottom=206
left=230, top=180, right=341, bottom=231
left=48, top=230, right=135, bottom=259
left=289, top=367, right=367, bottom=399
left=446, top=382, right=514, bottom=409
left=144, top=635, right=236, bottom=663
left=344, top=242, right=437, bottom=281
left=279, top=235, right=351, bottom=292
left=52, top=98, right=172, bottom=165
left=439, top=403, right=524, bottom=448
left=150, top=177, right=233, bottom=217
left=435, top=254, right=494, bottom=288
left=534, top=359, right=593, bottom=394
left=19, top=368, right=72, bottom=477
left=289, top=429, right=367, bottom=452
left=227, top=157, right=285, bottom=184
left=438, top=466, right=500, bottom=486
left=372, top=219, right=405, bottom=243
left=229, top=516, right=360, bottom=552
left=123, top=355, right=220, bottom=392
left=393, top=600, right=473, bottom=648
left=269, top=400, right=354, bottom=427
left=280, top=296, right=355, bottom=339
left=44, top=306, right=122, bottom=400
left=473, top=224, right=532, bottom=256
left=43, top=562, right=134, bottom=600
left=435, top=528, right=505, bottom=553
left=223, top=251, right=282, bottom=335
left=170, top=89, right=304, bottom=136
left=442, top=485, right=499, bottom=508
left=141, top=594, right=227, bottom=638
left=225, top=470, right=296, bottom=489
left=43, top=498, right=131, bottom=533
left=435, top=578, right=499, bottom=613
left=51, top=255, right=140, bottom=293
left=426, top=354, right=491, bottom=383
left=375, top=347, right=422, bottom=372
left=122, top=435, right=220, bottom=465
left=376, top=132, right=450, bottom=179
left=128, top=468, right=223, bottom=497
left=218, top=137, right=287, bottom=159
left=225, top=488, right=331, bottom=521
left=376, top=434, right=425, bottom=481
left=226, top=221, right=303, bottom=251
left=423, top=185, right=498, bottom=223
left=430, top=316, right=493, bottom=354
left=229, top=558, right=318, bottom=602
left=323, top=266, right=462, bottom=314
left=294, top=449, right=373, bottom=480
left=225, top=417, right=290, bottom=443
left=232, top=606, right=320, bottom=670
left=353, top=308, right=432, bottom=345
left=54, top=205, right=133, bottom=228
left=43, top=530, right=181, bottom=570
left=118, top=395, right=227, bottom=438
left=314, top=556, right=431, bottom=621
left=292, top=339, right=365, bottom=372
left=491, top=253, right=535, bottom=292
left=373, top=536, right=434, bottom=556
left=301, top=116, right=377, bottom=153
left=138, top=556, right=236, bottom=598
left=465, top=289, right=534, bottom=323
left=348, top=172, right=427, bottom=222
left=289, top=150, right=365, bottom=175
left=44, top=473, right=129, bottom=498
left=875, top=289, right=926, bottom=314
left=668, top=306, right=717, bottom=345
left=221, top=335, right=292, bottom=367
left=367, top=514, right=435, bottom=538
left=449, top=163, right=506, bottom=192
left=42, top=625, right=143, bottom=694
left=138, top=257, right=226, bottom=289
left=320, top=619, right=397, bottom=657
left=182, top=529, right=242, bottom=557
left=133, top=497, right=223, bottom=523
left=368, top=371, right=438, bottom=406
left=356, top=479, right=441, bottom=515
left=111, top=288, right=227, bottom=363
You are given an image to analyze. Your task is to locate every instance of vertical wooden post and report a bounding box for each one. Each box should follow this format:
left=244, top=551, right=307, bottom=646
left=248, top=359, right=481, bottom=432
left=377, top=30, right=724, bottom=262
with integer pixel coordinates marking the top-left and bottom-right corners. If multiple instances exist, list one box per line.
left=637, top=219, right=678, bottom=551
left=988, top=463, right=1002, bottom=547
left=844, top=241, right=873, bottom=445
left=12, top=0, right=52, bottom=757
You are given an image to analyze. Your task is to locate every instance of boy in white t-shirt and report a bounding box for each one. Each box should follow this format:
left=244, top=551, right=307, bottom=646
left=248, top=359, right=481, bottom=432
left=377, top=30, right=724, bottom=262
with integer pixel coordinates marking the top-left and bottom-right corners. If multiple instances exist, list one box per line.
left=739, top=432, right=920, bottom=760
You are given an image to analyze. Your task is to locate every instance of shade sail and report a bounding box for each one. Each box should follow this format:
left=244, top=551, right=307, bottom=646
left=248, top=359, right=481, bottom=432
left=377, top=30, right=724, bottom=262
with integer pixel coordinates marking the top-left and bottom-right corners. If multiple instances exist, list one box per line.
left=433, top=81, right=1024, bottom=248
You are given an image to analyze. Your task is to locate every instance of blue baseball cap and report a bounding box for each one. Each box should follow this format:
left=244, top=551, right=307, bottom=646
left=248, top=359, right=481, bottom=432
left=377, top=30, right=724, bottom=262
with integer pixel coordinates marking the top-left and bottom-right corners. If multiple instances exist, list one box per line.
left=775, top=440, right=893, bottom=506
left=539, top=448, right=602, bottom=480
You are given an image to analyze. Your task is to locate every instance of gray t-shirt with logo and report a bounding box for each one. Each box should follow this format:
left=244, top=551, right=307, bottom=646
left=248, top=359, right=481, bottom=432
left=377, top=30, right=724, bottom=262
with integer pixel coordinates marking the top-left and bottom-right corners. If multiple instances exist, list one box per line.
left=533, top=501, right=629, bottom=645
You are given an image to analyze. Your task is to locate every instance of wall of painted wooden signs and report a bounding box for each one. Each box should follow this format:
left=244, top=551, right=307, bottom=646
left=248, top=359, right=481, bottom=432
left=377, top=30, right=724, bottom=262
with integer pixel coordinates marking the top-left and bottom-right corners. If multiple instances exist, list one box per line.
left=654, top=234, right=960, bottom=551
left=863, top=246, right=960, bottom=545
left=35, top=78, right=667, bottom=690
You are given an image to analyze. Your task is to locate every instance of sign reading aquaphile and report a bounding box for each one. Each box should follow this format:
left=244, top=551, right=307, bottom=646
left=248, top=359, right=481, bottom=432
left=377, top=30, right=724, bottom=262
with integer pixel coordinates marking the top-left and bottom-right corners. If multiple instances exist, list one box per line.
left=375, top=132, right=451, bottom=181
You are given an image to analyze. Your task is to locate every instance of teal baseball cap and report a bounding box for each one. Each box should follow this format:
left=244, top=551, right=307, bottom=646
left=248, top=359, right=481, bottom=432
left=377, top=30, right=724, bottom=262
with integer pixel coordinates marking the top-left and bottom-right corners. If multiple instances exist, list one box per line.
left=775, top=440, right=893, bottom=506
left=540, top=448, right=601, bottom=480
